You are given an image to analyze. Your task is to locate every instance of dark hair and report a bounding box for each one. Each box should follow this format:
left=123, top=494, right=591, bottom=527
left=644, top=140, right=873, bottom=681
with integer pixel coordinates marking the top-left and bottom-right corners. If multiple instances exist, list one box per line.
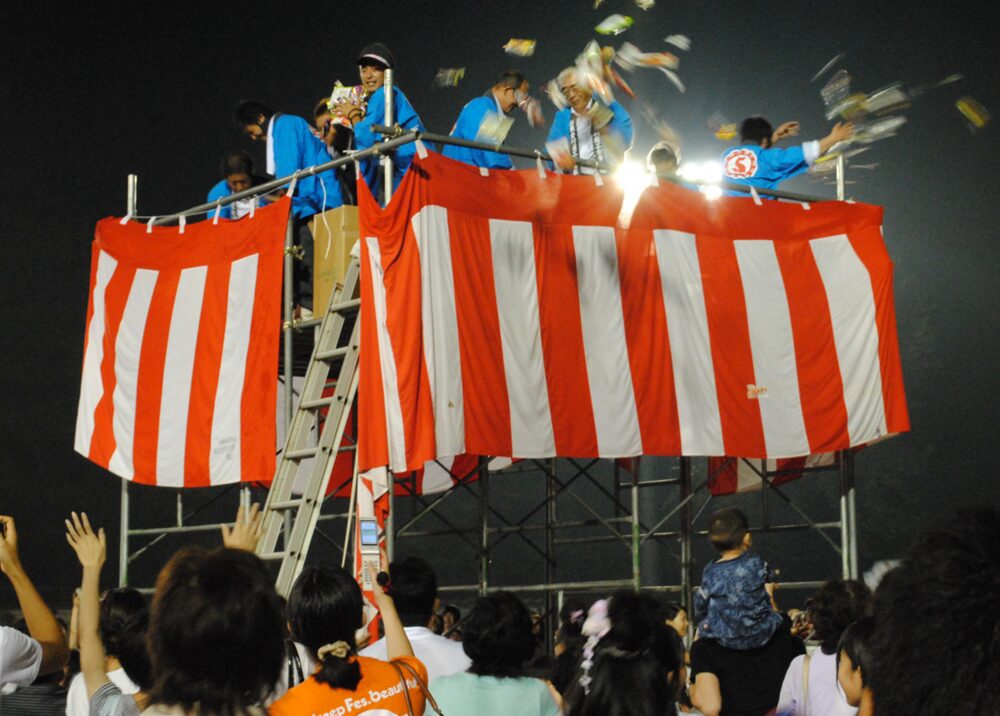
left=707, top=507, right=749, bottom=552
left=232, top=100, right=272, bottom=130
left=495, top=69, right=527, bottom=91
left=551, top=599, right=588, bottom=695
left=647, top=143, right=678, bottom=171
left=807, top=579, right=872, bottom=653
left=740, top=116, right=774, bottom=146
left=662, top=601, right=686, bottom=621
left=287, top=565, right=363, bottom=690
left=99, top=588, right=147, bottom=657
left=837, top=616, right=876, bottom=686
left=314, top=98, right=330, bottom=119
left=565, top=591, right=684, bottom=716
left=220, top=151, right=253, bottom=179
left=867, top=509, right=1000, bottom=714
left=147, top=547, right=285, bottom=715
left=463, top=591, right=535, bottom=678
left=442, top=604, right=461, bottom=622
left=387, top=557, right=437, bottom=627
left=117, top=609, right=153, bottom=690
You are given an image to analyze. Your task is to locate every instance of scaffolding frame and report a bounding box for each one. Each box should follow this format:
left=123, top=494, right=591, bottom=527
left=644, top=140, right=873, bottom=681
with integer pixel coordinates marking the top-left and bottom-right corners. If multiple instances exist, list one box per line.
left=114, top=129, right=859, bottom=606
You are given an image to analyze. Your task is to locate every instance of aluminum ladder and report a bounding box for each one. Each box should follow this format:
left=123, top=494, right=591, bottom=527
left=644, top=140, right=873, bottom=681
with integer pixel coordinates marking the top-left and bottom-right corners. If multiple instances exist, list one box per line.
left=257, top=254, right=362, bottom=596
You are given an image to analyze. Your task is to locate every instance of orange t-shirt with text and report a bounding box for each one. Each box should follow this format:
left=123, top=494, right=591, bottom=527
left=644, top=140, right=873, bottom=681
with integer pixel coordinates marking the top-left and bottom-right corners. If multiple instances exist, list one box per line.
left=270, top=655, right=427, bottom=716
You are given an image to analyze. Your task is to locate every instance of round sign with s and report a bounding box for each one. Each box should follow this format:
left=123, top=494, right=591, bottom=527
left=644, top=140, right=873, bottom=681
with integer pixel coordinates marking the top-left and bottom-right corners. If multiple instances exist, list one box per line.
left=724, top=149, right=758, bottom=179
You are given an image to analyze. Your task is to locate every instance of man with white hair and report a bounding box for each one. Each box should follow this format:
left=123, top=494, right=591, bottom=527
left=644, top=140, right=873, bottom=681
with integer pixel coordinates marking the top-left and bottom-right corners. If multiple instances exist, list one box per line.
left=546, top=66, right=632, bottom=174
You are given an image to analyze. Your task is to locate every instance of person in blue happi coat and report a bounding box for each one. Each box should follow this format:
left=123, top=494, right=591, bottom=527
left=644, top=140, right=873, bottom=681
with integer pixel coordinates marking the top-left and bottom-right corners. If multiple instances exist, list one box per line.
left=234, top=100, right=344, bottom=312
left=721, top=116, right=854, bottom=196
left=442, top=70, right=530, bottom=170
left=546, top=66, right=633, bottom=174
left=205, top=151, right=272, bottom=221
left=334, top=43, right=426, bottom=203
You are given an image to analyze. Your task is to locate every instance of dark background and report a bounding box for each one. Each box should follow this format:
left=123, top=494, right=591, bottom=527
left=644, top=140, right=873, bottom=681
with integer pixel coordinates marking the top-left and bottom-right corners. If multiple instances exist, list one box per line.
left=2, top=1, right=998, bottom=610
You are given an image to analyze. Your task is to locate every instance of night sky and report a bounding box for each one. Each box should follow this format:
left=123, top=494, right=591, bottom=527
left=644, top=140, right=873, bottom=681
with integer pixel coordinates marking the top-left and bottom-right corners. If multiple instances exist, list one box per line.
left=2, top=1, right=998, bottom=608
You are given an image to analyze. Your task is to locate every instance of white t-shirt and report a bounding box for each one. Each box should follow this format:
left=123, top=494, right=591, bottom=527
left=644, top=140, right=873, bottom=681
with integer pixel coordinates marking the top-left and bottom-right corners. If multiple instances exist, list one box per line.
left=0, top=626, right=41, bottom=688
left=777, top=647, right=857, bottom=716
left=360, top=626, right=471, bottom=682
left=66, top=667, right=139, bottom=716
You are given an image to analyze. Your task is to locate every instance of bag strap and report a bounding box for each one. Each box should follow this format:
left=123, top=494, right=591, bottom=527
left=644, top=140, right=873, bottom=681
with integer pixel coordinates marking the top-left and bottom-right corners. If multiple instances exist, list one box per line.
left=801, top=652, right=812, bottom=716
left=390, top=659, right=444, bottom=716
left=388, top=660, right=416, bottom=716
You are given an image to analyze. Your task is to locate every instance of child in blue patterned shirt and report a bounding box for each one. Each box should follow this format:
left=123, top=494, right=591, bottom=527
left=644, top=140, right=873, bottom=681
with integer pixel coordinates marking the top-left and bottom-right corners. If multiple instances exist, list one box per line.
left=693, top=507, right=784, bottom=650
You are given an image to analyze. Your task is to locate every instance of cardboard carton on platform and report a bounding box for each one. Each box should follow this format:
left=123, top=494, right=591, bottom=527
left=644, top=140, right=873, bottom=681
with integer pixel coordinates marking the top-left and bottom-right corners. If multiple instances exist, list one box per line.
left=309, top=206, right=358, bottom=314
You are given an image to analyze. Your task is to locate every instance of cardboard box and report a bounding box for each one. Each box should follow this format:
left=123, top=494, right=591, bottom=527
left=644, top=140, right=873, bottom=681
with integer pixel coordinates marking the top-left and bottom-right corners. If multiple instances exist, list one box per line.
left=309, top=205, right=359, bottom=314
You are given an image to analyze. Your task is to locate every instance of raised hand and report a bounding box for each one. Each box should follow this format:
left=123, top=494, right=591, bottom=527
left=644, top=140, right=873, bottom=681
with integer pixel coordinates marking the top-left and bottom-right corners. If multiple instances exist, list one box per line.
left=222, top=503, right=264, bottom=552
left=0, top=515, right=22, bottom=576
left=65, top=512, right=106, bottom=570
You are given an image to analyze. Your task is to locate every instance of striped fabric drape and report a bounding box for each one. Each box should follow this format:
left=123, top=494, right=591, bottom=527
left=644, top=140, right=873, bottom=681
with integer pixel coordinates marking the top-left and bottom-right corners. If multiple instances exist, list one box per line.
left=75, top=199, right=287, bottom=486
left=358, top=152, right=909, bottom=474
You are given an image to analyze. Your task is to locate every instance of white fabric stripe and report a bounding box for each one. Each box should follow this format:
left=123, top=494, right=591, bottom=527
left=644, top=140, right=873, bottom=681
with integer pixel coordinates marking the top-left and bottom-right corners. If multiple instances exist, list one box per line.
left=75, top=251, right=118, bottom=457
left=734, top=241, right=810, bottom=456
left=366, top=238, right=408, bottom=472
left=107, top=269, right=158, bottom=479
left=810, top=235, right=888, bottom=443
left=412, top=206, right=465, bottom=458
left=653, top=230, right=724, bottom=454
left=156, top=267, right=207, bottom=488
left=209, top=254, right=258, bottom=485
left=489, top=219, right=555, bottom=457
left=421, top=456, right=457, bottom=494
left=572, top=227, right=642, bottom=456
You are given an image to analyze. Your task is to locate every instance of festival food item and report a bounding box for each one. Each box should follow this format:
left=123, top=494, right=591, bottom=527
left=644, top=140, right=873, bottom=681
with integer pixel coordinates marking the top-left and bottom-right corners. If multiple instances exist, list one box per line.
left=595, top=14, right=633, bottom=35
left=503, top=38, right=536, bottom=57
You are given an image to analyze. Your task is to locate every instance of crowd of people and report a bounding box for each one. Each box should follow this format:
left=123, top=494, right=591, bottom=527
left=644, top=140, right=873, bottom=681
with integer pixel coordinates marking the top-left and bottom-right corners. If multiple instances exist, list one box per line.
left=203, top=40, right=856, bottom=316
left=0, top=502, right=996, bottom=715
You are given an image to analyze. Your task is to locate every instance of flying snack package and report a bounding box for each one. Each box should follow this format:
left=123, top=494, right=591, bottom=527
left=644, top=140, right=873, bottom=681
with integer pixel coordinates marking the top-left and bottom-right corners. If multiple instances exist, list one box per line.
left=576, top=41, right=615, bottom=104
left=851, top=115, right=907, bottom=144
left=821, top=70, right=852, bottom=114
left=545, top=137, right=573, bottom=170
left=865, top=84, right=911, bottom=116
left=587, top=102, right=615, bottom=130
left=593, top=0, right=605, bottom=7
left=664, top=34, right=691, bottom=51
left=615, top=43, right=679, bottom=72
left=596, top=14, right=634, bottom=35
left=658, top=67, right=686, bottom=93
left=956, top=96, right=992, bottom=129
left=608, top=65, right=637, bottom=99
left=520, top=96, right=546, bottom=127
left=635, top=0, right=655, bottom=9
left=811, top=53, right=845, bottom=83
left=433, top=68, right=466, bottom=88
left=714, top=123, right=738, bottom=141
left=504, top=38, right=537, bottom=57
left=476, top=113, right=515, bottom=145
left=544, top=79, right=569, bottom=110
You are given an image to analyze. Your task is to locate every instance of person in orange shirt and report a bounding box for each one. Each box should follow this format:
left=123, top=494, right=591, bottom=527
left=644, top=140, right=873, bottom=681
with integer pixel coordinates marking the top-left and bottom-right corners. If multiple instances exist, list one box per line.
left=271, top=565, right=430, bottom=716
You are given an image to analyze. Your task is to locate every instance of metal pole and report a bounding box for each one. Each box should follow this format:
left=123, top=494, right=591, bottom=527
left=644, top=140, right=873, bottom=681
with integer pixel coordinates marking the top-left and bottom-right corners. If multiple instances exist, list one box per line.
left=386, top=470, right=396, bottom=560
left=845, top=451, right=859, bottom=579
left=383, top=69, right=395, bottom=206
left=631, top=459, right=641, bottom=591
left=479, top=458, right=489, bottom=596
left=119, top=174, right=137, bottom=588
left=119, top=479, right=129, bottom=587
left=282, top=215, right=295, bottom=426
left=836, top=153, right=846, bottom=201
left=680, top=457, right=694, bottom=611
left=838, top=451, right=851, bottom=579
left=545, top=459, right=557, bottom=654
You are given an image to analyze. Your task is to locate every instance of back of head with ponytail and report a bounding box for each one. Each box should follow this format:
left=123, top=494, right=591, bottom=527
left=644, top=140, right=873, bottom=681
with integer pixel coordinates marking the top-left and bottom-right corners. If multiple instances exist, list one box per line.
left=287, top=565, right=365, bottom=690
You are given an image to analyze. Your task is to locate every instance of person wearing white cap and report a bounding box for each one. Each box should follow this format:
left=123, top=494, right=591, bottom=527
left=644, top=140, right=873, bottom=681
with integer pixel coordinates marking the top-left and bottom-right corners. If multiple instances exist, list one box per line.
left=334, top=42, right=425, bottom=203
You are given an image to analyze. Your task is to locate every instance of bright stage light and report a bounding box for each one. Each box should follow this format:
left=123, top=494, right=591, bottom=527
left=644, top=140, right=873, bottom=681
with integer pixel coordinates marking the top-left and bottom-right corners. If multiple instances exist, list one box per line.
left=614, top=160, right=652, bottom=196
left=678, top=161, right=724, bottom=199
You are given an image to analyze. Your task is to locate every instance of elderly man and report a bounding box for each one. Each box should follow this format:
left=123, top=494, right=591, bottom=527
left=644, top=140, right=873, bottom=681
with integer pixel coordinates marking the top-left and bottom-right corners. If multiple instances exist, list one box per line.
left=546, top=66, right=633, bottom=174
left=443, top=70, right=529, bottom=169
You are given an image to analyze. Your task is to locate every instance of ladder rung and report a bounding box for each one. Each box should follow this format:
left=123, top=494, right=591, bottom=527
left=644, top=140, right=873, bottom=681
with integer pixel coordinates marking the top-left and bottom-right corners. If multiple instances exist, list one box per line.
left=316, top=345, right=351, bottom=361
left=327, top=298, right=361, bottom=313
left=258, top=551, right=289, bottom=561
left=268, top=498, right=303, bottom=511
left=300, top=396, right=334, bottom=410
left=285, top=446, right=320, bottom=460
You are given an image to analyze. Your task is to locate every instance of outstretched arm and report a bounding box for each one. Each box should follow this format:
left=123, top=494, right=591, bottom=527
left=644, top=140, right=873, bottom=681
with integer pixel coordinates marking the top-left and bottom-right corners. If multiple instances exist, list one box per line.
left=0, top=515, right=68, bottom=676
left=369, top=566, right=414, bottom=660
left=65, top=511, right=110, bottom=699
left=817, top=122, right=854, bottom=156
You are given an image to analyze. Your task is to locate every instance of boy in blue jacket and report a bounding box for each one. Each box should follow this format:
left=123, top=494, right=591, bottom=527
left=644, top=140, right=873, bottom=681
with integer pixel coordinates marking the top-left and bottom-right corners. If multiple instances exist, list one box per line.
left=442, top=70, right=529, bottom=170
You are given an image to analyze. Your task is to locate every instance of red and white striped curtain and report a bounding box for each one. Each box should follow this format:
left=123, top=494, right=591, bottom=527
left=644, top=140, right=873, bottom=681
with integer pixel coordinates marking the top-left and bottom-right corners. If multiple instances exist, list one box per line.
left=358, top=153, right=909, bottom=474
left=75, top=199, right=287, bottom=486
